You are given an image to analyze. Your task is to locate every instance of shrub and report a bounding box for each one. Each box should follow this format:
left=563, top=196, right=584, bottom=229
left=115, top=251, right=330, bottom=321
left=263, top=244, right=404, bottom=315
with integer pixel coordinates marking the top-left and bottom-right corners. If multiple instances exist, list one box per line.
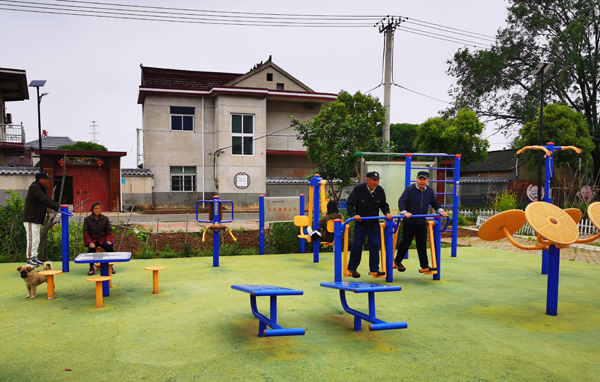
left=0, top=191, right=26, bottom=262
left=492, top=190, right=518, bottom=212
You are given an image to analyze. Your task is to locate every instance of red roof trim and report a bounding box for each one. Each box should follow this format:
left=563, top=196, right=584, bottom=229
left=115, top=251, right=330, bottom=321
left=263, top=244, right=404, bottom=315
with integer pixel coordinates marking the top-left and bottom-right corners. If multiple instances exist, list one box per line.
left=139, top=86, right=338, bottom=101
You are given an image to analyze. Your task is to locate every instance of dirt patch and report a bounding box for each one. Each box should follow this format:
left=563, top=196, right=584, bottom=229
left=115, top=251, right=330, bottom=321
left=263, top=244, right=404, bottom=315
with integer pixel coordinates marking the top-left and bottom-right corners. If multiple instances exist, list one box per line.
left=441, top=227, right=479, bottom=238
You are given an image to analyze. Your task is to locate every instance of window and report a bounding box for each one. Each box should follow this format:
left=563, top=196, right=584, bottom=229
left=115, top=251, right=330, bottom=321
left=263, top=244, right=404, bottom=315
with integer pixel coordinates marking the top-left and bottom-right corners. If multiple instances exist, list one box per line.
left=170, top=106, right=194, bottom=131
left=170, top=166, right=196, bottom=192
left=276, top=83, right=284, bottom=90
left=266, top=73, right=273, bottom=81
left=231, top=114, right=254, bottom=156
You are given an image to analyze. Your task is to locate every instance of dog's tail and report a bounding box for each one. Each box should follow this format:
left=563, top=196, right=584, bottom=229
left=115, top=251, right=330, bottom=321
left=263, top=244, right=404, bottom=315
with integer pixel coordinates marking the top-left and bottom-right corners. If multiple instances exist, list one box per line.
left=44, top=262, right=53, bottom=270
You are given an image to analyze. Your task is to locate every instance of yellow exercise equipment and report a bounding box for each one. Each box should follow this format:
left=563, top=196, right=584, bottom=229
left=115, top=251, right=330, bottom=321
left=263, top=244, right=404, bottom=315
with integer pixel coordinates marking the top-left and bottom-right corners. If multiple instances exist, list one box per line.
left=202, top=224, right=237, bottom=243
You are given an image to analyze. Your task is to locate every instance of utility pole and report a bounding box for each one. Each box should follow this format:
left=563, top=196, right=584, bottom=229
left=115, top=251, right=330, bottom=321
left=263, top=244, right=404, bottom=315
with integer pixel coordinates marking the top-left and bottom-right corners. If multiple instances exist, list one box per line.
left=90, top=120, right=99, bottom=143
left=376, top=16, right=406, bottom=142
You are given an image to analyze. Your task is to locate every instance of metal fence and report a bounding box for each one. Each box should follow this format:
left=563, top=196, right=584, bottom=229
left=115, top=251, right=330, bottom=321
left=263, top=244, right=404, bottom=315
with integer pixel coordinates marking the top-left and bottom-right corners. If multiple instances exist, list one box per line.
left=0, top=123, right=25, bottom=144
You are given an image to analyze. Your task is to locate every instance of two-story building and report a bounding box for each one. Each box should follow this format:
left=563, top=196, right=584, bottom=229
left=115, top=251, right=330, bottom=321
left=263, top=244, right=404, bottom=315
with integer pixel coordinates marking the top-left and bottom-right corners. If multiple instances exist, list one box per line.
left=0, top=67, right=29, bottom=168
left=138, top=57, right=337, bottom=208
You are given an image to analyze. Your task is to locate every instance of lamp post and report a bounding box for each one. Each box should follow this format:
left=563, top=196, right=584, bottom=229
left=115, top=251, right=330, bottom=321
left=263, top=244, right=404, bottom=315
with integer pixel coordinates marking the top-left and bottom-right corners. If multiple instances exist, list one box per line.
left=531, top=63, right=572, bottom=201
left=28, top=80, right=47, bottom=172
left=532, top=63, right=552, bottom=201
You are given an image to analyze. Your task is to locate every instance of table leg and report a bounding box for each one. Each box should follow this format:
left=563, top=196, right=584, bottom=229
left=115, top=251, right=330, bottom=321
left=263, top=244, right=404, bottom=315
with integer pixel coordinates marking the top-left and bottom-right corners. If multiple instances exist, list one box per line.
left=100, top=263, right=110, bottom=297
left=47, top=275, right=55, bottom=300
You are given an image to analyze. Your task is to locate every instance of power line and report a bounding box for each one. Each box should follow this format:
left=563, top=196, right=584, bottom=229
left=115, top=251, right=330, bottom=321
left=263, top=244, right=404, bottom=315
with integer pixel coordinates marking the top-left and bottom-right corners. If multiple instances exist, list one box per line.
left=398, top=26, right=489, bottom=49
left=405, top=17, right=496, bottom=40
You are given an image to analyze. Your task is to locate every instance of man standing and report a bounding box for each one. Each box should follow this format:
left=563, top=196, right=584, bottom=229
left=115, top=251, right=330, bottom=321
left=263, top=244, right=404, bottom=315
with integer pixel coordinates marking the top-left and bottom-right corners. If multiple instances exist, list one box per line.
left=23, top=172, right=60, bottom=267
left=395, top=171, right=447, bottom=273
left=346, top=171, right=392, bottom=278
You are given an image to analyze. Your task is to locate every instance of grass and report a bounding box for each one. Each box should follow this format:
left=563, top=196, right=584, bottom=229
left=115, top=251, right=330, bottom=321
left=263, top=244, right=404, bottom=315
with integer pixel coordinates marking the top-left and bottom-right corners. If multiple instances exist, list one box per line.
left=1, top=247, right=600, bottom=381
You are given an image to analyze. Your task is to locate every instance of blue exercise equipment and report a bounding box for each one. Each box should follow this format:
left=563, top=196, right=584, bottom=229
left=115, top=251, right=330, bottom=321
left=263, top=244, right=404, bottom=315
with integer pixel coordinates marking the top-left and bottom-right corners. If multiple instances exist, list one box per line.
left=320, top=282, right=407, bottom=331
left=196, top=196, right=234, bottom=267
left=231, top=284, right=305, bottom=337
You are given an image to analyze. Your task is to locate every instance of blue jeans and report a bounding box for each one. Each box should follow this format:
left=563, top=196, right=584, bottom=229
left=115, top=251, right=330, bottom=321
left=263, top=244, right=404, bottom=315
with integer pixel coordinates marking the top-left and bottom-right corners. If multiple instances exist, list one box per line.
left=348, top=223, right=381, bottom=272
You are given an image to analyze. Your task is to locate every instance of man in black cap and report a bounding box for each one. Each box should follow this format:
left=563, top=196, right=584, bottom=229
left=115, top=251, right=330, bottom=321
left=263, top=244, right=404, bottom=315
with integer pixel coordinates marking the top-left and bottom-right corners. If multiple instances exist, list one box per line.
left=345, top=171, right=392, bottom=278
left=22, top=172, right=60, bottom=267
left=395, top=171, right=447, bottom=273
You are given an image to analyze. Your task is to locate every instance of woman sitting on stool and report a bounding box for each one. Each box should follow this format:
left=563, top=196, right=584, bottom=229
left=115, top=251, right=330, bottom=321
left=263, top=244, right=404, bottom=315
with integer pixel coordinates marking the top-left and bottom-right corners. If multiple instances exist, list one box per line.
left=83, top=201, right=114, bottom=275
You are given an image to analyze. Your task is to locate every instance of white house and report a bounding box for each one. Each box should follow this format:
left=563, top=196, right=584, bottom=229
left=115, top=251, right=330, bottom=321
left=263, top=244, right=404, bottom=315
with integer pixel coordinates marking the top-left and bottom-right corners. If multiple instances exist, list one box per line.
left=138, top=57, right=337, bottom=208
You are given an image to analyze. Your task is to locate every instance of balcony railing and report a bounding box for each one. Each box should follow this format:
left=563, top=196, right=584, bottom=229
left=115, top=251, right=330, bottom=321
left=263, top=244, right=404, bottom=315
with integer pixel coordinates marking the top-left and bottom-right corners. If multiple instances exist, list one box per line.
left=266, top=134, right=306, bottom=152
left=0, top=123, right=25, bottom=144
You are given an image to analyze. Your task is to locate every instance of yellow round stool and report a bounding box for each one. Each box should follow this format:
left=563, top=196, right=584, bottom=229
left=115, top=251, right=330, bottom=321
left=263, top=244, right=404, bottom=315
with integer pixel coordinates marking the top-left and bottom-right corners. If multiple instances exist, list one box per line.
left=86, top=276, right=112, bottom=308
left=145, top=266, right=166, bottom=294
left=38, top=270, right=62, bottom=300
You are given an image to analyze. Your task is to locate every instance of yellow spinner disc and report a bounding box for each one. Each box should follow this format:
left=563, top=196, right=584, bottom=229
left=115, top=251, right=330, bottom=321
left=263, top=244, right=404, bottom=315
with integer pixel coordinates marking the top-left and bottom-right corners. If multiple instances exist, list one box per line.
left=587, top=202, right=600, bottom=230
left=478, top=210, right=527, bottom=241
left=564, top=208, right=583, bottom=224
left=525, top=202, right=579, bottom=246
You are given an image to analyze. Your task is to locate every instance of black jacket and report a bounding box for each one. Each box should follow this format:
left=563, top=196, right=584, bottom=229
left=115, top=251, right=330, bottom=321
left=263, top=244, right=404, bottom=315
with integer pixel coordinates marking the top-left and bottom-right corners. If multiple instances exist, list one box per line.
left=398, top=183, right=443, bottom=225
left=346, top=183, right=390, bottom=226
left=318, top=212, right=343, bottom=242
left=23, top=181, right=60, bottom=224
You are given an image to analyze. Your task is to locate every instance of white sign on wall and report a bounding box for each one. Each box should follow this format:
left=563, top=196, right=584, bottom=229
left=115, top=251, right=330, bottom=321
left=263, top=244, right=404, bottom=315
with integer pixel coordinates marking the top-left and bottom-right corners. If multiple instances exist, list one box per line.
left=264, top=197, right=301, bottom=222
left=234, top=172, right=250, bottom=189
left=526, top=184, right=546, bottom=202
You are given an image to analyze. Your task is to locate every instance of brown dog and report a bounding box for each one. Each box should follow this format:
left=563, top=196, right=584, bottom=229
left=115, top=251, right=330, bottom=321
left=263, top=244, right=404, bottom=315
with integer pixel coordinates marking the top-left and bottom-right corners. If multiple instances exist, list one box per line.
left=17, top=262, right=53, bottom=299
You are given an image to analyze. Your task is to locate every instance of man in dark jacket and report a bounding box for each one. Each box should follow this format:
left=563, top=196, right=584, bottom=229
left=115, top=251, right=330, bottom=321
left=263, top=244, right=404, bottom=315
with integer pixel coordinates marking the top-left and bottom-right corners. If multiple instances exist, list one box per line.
left=23, top=172, right=60, bottom=267
left=346, top=171, right=392, bottom=278
left=395, top=171, right=447, bottom=273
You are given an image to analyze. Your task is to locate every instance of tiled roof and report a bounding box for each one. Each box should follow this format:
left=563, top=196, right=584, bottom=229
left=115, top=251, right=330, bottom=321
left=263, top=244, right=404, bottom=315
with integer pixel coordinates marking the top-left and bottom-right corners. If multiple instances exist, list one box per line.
left=266, top=177, right=344, bottom=184
left=461, top=149, right=519, bottom=173
left=0, top=166, right=37, bottom=175
left=461, top=177, right=508, bottom=184
left=121, top=168, right=153, bottom=176
left=25, top=136, right=75, bottom=149
left=140, top=66, right=242, bottom=90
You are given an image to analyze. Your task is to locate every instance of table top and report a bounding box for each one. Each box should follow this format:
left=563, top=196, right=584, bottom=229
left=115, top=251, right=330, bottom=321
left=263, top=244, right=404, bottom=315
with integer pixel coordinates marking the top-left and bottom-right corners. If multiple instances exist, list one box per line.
left=74, top=252, right=132, bottom=264
left=231, top=284, right=304, bottom=296
left=145, top=266, right=166, bottom=271
left=86, top=276, right=112, bottom=282
left=320, top=282, right=402, bottom=293
left=38, top=270, right=63, bottom=276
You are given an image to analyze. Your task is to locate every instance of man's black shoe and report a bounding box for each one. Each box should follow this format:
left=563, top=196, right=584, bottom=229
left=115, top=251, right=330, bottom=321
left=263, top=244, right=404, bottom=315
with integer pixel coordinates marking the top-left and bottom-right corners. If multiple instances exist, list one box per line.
left=374, top=271, right=385, bottom=276
left=419, top=266, right=437, bottom=273
left=349, top=269, right=360, bottom=278
left=394, top=260, right=406, bottom=272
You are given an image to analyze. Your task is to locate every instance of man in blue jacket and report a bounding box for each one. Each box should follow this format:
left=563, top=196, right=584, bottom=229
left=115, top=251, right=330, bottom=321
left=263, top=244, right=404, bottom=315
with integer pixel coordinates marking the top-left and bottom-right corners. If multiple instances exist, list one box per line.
left=346, top=171, right=392, bottom=278
left=395, top=171, right=447, bottom=273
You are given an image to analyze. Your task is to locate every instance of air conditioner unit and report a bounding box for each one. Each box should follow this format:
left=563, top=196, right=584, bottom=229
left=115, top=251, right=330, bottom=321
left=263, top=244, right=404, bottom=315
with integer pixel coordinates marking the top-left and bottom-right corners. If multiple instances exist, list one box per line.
left=4, top=113, right=12, bottom=124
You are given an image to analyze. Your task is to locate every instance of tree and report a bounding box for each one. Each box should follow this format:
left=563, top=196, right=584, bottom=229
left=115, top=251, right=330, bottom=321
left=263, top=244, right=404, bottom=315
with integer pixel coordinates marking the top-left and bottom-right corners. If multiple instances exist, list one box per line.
left=446, top=0, right=599, bottom=173
left=517, top=103, right=594, bottom=176
left=414, top=109, right=489, bottom=165
left=291, top=90, right=395, bottom=202
left=57, top=141, right=108, bottom=151
left=390, top=123, right=418, bottom=153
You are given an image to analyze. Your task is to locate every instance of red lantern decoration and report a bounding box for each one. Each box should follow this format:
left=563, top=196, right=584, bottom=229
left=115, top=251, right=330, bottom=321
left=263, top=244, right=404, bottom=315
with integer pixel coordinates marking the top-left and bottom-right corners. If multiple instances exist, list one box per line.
left=96, top=159, right=104, bottom=169
left=58, top=158, right=64, bottom=169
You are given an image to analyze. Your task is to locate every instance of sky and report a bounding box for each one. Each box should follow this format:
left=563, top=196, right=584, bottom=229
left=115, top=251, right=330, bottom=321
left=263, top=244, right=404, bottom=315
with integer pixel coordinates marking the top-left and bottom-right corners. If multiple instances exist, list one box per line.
left=2, top=0, right=509, bottom=168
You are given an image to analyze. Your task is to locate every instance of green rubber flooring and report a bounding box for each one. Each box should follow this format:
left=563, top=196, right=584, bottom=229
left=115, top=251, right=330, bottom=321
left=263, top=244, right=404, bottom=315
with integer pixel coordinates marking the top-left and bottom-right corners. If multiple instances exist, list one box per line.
left=2, top=247, right=599, bottom=381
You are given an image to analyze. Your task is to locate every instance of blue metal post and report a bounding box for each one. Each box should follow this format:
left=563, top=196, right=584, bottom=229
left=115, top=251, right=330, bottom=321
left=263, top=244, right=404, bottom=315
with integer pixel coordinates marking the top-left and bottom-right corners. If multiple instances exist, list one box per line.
left=213, top=196, right=220, bottom=267
left=299, top=194, right=305, bottom=253
left=433, top=218, right=442, bottom=281
left=451, top=155, right=461, bottom=258
left=259, top=195, right=265, bottom=255
left=385, top=218, right=394, bottom=283
left=403, top=154, right=412, bottom=260
left=60, top=205, right=70, bottom=272
left=334, top=219, right=342, bottom=282
left=309, top=175, right=322, bottom=263
left=540, top=143, right=555, bottom=274
left=546, top=244, right=560, bottom=316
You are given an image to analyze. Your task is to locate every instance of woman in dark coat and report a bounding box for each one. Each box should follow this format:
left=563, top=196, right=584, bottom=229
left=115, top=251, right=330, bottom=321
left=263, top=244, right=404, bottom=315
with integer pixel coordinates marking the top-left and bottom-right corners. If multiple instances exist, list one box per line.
left=83, top=202, right=114, bottom=275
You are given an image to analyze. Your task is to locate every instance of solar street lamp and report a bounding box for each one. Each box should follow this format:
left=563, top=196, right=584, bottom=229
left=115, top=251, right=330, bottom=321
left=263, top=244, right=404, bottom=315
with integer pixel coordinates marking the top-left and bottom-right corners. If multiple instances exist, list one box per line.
left=28, top=80, right=47, bottom=172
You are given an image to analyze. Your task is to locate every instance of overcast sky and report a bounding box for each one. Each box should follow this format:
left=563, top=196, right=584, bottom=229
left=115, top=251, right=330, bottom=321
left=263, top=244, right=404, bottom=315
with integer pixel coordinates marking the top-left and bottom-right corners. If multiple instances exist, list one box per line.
left=3, top=0, right=509, bottom=168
